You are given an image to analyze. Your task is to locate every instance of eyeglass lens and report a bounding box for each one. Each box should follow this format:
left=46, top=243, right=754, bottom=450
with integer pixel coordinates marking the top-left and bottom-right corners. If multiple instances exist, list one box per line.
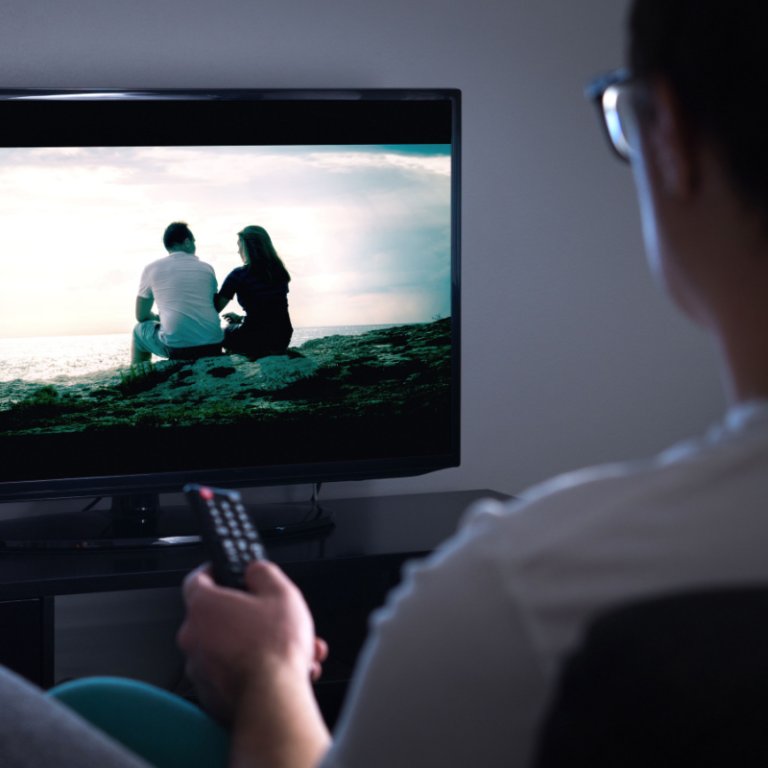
left=602, top=84, right=635, bottom=161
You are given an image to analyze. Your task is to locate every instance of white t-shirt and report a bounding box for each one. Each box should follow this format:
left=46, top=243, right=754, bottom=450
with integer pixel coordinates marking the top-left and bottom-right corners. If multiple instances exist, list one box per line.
left=137, top=252, right=224, bottom=348
left=321, top=400, right=768, bottom=768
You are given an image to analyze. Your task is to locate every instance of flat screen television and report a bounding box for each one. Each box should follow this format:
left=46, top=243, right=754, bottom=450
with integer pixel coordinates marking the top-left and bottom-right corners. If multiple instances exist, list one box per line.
left=0, top=87, right=461, bottom=546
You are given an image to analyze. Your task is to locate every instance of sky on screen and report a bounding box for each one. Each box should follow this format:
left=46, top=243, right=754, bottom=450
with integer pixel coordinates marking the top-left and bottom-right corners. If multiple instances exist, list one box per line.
left=0, top=144, right=451, bottom=338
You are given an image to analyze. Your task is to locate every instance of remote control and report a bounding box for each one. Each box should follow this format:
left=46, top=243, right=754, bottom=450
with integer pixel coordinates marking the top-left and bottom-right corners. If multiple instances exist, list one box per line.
left=184, top=483, right=267, bottom=589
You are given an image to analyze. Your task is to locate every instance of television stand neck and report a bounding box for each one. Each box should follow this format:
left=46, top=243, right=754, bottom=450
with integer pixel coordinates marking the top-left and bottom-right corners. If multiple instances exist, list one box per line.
left=251, top=482, right=335, bottom=539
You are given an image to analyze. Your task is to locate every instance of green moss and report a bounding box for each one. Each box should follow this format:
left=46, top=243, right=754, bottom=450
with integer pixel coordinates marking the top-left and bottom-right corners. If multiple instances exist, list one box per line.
left=117, top=362, right=184, bottom=395
left=0, top=385, right=90, bottom=430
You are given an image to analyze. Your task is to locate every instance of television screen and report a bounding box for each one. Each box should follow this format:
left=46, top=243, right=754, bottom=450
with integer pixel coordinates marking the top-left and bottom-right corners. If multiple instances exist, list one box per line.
left=0, top=89, right=460, bottom=514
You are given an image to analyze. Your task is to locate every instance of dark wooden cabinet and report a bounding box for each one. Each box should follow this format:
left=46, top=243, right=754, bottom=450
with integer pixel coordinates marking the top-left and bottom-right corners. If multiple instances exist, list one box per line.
left=0, top=597, right=54, bottom=686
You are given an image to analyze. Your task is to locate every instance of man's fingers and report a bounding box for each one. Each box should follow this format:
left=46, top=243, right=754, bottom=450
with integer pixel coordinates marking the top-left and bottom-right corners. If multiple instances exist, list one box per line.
left=315, top=637, right=329, bottom=664
left=182, top=563, right=215, bottom=602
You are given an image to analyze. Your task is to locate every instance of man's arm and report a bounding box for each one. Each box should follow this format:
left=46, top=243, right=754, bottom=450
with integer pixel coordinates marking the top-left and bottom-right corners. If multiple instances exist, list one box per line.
left=135, top=296, right=158, bottom=323
left=177, top=562, right=331, bottom=768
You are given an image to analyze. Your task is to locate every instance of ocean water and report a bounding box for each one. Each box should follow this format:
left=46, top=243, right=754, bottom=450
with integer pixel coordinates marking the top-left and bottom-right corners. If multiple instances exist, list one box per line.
left=0, top=325, right=394, bottom=384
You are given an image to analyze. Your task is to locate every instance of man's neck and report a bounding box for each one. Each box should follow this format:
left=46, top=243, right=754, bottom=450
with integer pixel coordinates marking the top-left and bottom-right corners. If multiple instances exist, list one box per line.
left=714, top=313, right=768, bottom=405
left=668, top=148, right=768, bottom=406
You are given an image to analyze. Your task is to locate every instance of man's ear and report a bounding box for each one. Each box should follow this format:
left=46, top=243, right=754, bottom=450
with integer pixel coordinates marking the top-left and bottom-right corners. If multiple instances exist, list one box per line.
left=645, top=77, right=697, bottom=197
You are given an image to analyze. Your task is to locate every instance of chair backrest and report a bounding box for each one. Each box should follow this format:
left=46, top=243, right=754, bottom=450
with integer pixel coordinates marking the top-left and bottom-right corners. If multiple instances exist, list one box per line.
left=534, top=587, right=768, bottom=768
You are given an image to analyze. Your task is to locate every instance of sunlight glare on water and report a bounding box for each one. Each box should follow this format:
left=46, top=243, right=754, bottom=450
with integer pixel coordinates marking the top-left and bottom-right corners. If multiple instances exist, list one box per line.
left=0, top=325, right=393, bottom=383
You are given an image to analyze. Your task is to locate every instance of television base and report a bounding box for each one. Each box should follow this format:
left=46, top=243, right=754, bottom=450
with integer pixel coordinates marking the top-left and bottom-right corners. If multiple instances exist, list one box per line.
left=0, top=492, right=335, bottom=552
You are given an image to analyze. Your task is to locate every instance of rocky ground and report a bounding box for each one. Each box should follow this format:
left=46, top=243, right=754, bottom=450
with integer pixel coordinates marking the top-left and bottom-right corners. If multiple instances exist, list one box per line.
left=0, top=318, right=452, bottom=435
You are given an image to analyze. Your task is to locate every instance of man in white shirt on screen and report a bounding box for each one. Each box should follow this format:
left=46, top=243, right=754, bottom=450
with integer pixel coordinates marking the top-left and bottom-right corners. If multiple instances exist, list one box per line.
left=131, top=221, right=224, bottom=364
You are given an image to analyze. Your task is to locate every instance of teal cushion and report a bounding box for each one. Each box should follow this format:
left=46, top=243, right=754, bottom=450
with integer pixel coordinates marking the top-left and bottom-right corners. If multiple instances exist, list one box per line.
left=48, top=676, right=228, bottom=768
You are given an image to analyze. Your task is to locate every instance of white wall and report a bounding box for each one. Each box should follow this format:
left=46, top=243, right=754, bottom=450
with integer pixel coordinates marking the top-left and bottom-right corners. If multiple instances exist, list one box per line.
left=1, top=0, right=724, bottom=503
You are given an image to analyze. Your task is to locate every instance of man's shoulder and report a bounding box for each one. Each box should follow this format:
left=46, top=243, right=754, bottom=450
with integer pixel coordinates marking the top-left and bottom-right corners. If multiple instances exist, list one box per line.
left=139, top=256, right=166, bottom=285
left=141, top=255, right=173, bottom=273
left=452, top=434, right=714, bottom=558
left=455, top=415, right=768, bottom=577
left=187, top=254, right=218, bottom=275
left=147, top=253, right=215, bottom=273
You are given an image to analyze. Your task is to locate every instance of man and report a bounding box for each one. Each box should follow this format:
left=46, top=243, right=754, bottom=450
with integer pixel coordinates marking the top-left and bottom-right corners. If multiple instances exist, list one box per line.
left=131, top=222, right=224, bottom=363
left=175, top=2, right=768, bottom=766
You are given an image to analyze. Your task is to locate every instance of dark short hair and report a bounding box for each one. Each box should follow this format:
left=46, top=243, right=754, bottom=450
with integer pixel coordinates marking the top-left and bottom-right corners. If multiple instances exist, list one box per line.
left=163, top=221, right=194, bottom=251
left=628, top=0, right=768, bottom=216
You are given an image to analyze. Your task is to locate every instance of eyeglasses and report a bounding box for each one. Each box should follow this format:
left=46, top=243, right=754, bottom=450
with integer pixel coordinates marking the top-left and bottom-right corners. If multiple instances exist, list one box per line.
left=585, top=68, right=637, bottom=163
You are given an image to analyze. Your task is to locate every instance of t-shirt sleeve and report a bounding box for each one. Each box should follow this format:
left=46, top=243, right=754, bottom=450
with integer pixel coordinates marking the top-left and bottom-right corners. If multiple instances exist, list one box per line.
left=137, top=265, right=153, bottom=300
left=319, top=519, right=550, bottom=768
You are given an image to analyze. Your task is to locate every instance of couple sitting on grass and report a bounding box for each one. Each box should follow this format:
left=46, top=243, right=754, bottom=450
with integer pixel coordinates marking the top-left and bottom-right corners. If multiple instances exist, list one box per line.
left=130, top=221, right=293, bottom=365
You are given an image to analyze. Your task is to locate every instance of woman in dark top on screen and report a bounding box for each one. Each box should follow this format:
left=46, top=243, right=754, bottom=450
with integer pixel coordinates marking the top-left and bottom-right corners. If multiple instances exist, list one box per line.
left=214, top=225, right=293, bottom=358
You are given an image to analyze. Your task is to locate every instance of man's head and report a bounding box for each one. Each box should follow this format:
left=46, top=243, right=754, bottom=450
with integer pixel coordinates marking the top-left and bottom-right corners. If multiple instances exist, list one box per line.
left=587, top=0, right=768, bottom=402
left=163, top=222, right=196, bottom=253
left=627, top=0, right=768, bottom=222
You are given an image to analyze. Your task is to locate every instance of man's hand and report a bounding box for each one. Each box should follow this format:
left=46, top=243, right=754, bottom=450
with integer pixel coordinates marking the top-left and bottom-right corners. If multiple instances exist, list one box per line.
left=178, top=562, right=332, bottom=768
left=177, top=561, right=328, bottom=724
